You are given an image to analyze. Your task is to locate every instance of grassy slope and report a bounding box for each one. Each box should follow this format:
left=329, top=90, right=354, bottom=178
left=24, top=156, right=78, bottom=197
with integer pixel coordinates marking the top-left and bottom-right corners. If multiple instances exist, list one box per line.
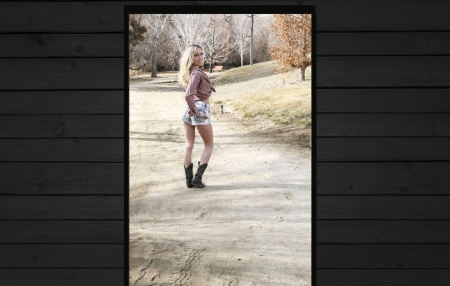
left=210, top=60, right=311, bottom=128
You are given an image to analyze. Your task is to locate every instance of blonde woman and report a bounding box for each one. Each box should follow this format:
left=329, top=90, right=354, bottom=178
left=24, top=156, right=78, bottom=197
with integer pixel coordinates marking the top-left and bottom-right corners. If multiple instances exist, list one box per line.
left=179, top=44, right=216, bottom=188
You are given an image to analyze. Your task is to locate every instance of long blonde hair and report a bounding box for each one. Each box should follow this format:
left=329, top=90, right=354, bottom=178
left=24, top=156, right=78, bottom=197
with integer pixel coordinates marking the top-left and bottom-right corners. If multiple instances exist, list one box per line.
left=178, top=44, right=203, bottom=86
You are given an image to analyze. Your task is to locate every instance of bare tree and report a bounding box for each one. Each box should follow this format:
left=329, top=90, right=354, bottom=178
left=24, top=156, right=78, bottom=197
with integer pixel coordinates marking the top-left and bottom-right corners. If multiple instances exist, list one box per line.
left=231, top=14, right=251, bottom=67
left=130, top=13, right=274, bottom=75
left=129, top=44, right=152, bottom=72
left=129, top=14, right=147, bottom=47
left=129, top=15, right=153, bottom=74
left=252, top=14, right=273, bottom=63
left=143, top=14, right=171, bottom=77
left=245, top=14, right=256, bottom=66
left=168, top=14, right=208, bottom=55
left=201, top=14, right=232, bottom=73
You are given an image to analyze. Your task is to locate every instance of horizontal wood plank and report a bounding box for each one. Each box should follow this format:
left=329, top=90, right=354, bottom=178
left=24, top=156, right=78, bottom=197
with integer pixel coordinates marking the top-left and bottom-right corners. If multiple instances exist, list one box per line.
left=0, top=221, right=123, bottom=243
left=317, top=114, right=450, bottom=137
left=0, top=163, right=124, bottom=195
left=317, top=89, right=450, bottom=113
left=0, top=91, right=124, bottom=114
left=1, top=2, right=450, bottom=33
left=317, top=245, right=450, bottom=269
left=317, top=270, right=450, bottom=286
left=0, top=245, right=123, bottom=268
left=317, top=221, right=450, bottom=243
left=0, top=269, right=123, bottom=286
left=0, top=196, right=123, bottom=220
left=317, top=138, right=450, bottom=161
left=317, top=163, right=450, bottom=195
left=0, top=2, right=304, bottom=33
left=0, top=139, right=123, bottom=162
left=0, top=59, right=123, bottom=90
left=317, top=32, right=450, bottom=56
left=0, top=34, right=123, bottom=58
left=317, top=196, right=450, bottom=219
left=0, top=115, right=124, bottom=138
left=312, top=1, right=450, bottom=32
left=0, top=2, right=126, bottom=33
left=317, top=57, right=450, bottom=87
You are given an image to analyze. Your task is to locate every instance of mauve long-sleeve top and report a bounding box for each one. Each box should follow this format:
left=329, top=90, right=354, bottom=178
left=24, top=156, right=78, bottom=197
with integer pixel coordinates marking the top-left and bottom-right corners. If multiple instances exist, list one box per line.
left=184, top=66, right=216, bottom=116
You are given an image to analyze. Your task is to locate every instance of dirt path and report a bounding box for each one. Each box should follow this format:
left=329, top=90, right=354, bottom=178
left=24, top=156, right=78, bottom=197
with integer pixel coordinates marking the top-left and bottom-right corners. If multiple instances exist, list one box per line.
left=129, top=74, right=311, bottom=286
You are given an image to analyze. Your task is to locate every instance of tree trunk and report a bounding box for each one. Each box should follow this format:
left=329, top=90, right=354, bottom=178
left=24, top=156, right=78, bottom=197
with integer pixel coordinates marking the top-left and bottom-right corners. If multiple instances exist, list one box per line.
left=151, top=21, right=158, bottom=78
left=240, top=47, right=244, bottom=67
left=301, top=65, right=306, bottom=81
left=209, top=57, right=213, bottom=73
left=151, top=47, right=157, bottom=78
left=250, top=14, right=254, bottom=66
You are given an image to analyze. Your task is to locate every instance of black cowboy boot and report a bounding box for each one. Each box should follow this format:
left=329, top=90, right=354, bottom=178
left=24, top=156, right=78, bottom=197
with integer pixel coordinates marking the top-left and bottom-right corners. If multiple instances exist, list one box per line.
left=184, top=163, right=194, bottom=188
left=192, top=161, right=208, bottom=188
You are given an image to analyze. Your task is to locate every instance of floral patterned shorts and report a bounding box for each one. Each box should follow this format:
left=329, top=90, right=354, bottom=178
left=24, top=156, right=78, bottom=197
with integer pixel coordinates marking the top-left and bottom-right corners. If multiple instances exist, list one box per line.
left=182, top=101, right=212, bottom=126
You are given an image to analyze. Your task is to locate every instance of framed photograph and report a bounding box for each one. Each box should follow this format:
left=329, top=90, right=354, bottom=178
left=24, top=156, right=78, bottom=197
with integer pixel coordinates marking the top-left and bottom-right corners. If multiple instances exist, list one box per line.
left=126, top=5, right=315, bottom=286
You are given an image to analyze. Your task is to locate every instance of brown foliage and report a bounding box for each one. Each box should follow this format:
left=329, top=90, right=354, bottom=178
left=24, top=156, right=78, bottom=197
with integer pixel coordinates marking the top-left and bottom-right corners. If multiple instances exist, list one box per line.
left=270, top=14, right=311, bottom=76
left=129, top=15, right=147, bottom=47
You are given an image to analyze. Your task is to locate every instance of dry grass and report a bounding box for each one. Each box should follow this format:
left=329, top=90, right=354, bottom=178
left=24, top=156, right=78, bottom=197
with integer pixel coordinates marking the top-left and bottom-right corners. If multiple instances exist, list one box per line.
left=230, top=83, right=311, bottom=127
left=212, top=60, right=281, bottom=85
left=209, top=60, right=311, bottom=147
left=129, top=70, right=180, bottom=84
left=211, top=60, right=311, bottom=127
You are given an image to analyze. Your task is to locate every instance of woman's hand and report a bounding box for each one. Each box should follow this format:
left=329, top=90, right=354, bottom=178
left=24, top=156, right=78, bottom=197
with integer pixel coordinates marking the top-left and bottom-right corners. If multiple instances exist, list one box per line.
left=197, top=111, right=209, bottom=118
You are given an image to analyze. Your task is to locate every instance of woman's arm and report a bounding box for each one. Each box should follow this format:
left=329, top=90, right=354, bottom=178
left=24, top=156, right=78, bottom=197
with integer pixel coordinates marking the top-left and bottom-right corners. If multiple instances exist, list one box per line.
left=185, top=72, right=202, bottom=116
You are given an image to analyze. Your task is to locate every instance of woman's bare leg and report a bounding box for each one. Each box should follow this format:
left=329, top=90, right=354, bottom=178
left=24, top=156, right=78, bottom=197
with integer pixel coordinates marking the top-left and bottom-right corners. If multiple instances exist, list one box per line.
left=183, top=121, right=196, bottom=167
left=197, top=123, right=214, bottom=165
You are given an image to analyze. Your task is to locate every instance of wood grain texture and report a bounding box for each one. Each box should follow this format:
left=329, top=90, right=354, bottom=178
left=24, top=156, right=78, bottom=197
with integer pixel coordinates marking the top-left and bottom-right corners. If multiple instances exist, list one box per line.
left=2, top=2, right=449, bottom=32
left=0, top=2, right=126, bottom=33
left=317, top=221, right=450, bottom=243
left=2, top=0, right=447, bottom=285
left=0, top=139, right=124, bottom=162
left=0, top=269, right=123, bottom=286
left=0, top=34, right=123, bottom=58
left=0, top=59, right=123, bottom=90
left=317, top=56, right=450, bottom=87
left=317, top=163, right=450, bottom=195
left=317, top=114, right=450, bottom=137
left=0, top=245, right=124, bottom=268
left=0, top=115, right=124, bottom=138
left=312, top=1, right=450, bottom=284
left=317, top=32, right=450, bottom=56
left=317, top=245, right=450, bottom=268
left=0, top=1, right=306, bottom=33
left=0, top=221, right=123, bottom=243
left=317, top=138, right=450, bottom=161
left=317, top=89, right=450, bottom=113
left=317, top=270, right=450, bottom=286
left=317, top=196, right=450, bottom=219
left=0, top=163, right=124, bottom=195
left=0, top=196, right=123, bottom=220
left=0, top=91, right=124, bottom=115
left=310, top=1, right=450, bottom=32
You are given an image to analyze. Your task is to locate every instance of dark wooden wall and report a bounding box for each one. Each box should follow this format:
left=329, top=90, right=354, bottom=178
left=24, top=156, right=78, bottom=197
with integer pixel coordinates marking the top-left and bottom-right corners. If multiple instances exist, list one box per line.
left=312, top=0, right=450, bottom=285
left=1, top=1, right=448, bottom=285
left=0, top=2, right=125, bottom=285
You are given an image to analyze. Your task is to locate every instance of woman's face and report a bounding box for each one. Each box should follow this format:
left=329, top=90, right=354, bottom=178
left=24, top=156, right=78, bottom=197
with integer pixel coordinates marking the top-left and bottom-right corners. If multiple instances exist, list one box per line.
left=192, top=47, right=204, bottom=68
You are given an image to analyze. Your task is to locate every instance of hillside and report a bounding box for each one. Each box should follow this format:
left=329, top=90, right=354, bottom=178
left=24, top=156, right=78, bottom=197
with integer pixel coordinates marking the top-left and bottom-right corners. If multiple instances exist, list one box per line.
left=210, top=60, right=312, bottom=147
